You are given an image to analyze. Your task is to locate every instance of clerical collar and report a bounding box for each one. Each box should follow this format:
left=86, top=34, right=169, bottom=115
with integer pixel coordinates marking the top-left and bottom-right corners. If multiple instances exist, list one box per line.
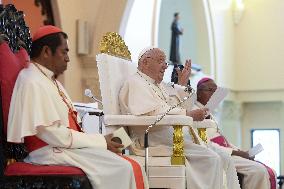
left=32, top=62, right=54, bottom=80
left=137, top=70, right=156, bottom=84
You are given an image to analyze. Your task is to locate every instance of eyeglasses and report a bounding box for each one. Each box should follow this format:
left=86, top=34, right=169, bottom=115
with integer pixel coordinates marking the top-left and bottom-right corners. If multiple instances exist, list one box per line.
left=198, top=88, right=217, bottom=92
left=146, top=57, right=168, bottom=66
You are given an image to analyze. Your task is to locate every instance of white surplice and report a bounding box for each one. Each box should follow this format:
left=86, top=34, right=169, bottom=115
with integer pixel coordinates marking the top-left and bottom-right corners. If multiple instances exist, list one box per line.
left=7, top=63, right=145, bottom=189
left=195, top=101, right=271, bottom=189
left=119, top=71, right=228, bottom=189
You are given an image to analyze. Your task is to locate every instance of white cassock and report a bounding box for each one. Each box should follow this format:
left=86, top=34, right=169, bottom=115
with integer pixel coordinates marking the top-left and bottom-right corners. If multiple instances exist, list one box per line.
left=8, top=63, right=147, bottom=189
left=119, top=71, right=237, bottom=189
left=195, top=101, right=272, bottom=189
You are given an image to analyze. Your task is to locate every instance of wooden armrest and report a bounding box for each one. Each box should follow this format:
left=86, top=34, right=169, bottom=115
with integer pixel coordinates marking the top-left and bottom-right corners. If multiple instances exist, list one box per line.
left=104, top=115, right=192, bottom=126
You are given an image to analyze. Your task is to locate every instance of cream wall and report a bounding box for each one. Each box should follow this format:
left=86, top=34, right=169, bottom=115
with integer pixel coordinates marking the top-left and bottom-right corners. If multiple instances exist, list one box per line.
left=235, top=0, right=284, bottom=91
left=54, top=0, right=127, bottom=101
left=207, top=0, right=235, bottom=88
left=231, top=0, right=284, bottom=104
left=192, top=0, right=215, bottom=76
left=208, top=0, right=284, bottom=174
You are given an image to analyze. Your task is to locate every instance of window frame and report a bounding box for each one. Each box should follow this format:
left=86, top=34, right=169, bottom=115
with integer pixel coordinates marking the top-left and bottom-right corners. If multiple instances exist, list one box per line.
left=250, top=128, right=281, bottom=175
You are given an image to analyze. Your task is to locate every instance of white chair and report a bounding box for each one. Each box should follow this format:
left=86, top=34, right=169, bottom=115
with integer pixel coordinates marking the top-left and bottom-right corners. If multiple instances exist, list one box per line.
left=96, top=32, right=193, bottom=189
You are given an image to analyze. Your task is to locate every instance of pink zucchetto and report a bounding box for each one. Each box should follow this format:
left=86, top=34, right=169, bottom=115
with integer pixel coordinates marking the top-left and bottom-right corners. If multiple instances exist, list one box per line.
left=32, top=25, right=63, bottom=42
left=197, top=77, right=213, bottom=88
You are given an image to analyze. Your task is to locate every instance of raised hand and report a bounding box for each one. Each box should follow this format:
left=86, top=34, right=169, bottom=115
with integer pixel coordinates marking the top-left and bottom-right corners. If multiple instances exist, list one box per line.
left=177, top=59, right=191, bottom=86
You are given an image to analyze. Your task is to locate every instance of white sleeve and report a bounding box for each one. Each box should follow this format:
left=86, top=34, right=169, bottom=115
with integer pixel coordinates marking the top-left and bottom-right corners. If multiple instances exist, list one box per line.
left=173, top=84, right=195, bottom=110
left=228, top=142, right=240, bottom=150
left=210, top=142, right=233, bottom=155
left=36, top=122, right=107, bottom=149
left=150, top=103, right=186, bottom=116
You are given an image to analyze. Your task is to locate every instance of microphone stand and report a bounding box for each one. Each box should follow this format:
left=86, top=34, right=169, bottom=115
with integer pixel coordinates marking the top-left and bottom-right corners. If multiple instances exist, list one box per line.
left=144, top=86, right=195, bottom=179
left=88, top=111, right=104, bottom=134
left=85, top=90, right=104, bottom=134
left=90, top=96, right=103, bottom=105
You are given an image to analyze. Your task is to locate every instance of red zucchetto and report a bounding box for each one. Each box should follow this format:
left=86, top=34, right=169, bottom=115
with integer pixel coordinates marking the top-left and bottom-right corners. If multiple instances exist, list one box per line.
left=32, top=25, right=62, bottom=42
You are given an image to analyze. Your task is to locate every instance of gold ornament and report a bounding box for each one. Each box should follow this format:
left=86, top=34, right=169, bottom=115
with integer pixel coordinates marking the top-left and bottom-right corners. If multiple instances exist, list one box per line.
left=171, top=125, right=185, bottom=165
left=7, top=158, right=16, bottom=165
left=99, top=32, right=131, bottom=61
left=198, top=128, right=208, bottom=143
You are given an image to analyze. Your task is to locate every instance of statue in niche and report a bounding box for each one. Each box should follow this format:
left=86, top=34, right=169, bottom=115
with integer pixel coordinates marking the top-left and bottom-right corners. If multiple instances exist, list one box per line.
left=170, top=12, right=183, bottom=65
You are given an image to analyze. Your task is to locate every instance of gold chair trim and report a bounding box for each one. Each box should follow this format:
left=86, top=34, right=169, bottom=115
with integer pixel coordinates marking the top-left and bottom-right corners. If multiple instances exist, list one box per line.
left=99, top=32, right=132, bottom=61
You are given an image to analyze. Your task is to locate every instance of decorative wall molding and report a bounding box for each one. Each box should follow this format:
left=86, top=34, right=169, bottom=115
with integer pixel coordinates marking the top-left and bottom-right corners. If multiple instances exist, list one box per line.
left=233, top=0, right=245, bottom=25
left=226, top=89, right=284, bottom=103
left=77, top=19, right=89, bottom=55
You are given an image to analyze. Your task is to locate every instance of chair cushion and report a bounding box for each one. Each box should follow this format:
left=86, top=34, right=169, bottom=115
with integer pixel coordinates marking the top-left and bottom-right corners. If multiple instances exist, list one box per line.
left=5, top=162, right=85, bottom=176
left=0, top=42, right=29, bottom=135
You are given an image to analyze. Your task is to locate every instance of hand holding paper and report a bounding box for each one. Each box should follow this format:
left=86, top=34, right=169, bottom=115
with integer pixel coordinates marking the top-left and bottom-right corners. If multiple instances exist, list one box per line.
left=111, top=127, right=133, bottom=150
left=205, top=87, right=229, bottom=113
left=248, top=143, right=264, bottom=157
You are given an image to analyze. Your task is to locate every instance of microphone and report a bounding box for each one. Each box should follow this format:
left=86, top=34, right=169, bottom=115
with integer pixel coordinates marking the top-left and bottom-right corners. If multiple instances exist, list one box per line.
left=84, top=89, right=104, bottom=134
left=84, top=89, right=103, bottom=105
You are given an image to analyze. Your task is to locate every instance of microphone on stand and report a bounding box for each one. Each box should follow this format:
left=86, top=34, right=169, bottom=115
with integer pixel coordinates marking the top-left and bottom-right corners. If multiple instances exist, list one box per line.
left=84, top=89, right=103, bottom=105
left=84, top=89, right=104, bottom=134
left=144, top=86, right=195, bottom=178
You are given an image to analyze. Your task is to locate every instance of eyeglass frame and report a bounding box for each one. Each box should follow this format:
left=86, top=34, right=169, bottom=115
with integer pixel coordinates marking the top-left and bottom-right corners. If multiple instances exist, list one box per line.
left=198, top=87, right=217, bottom=92
left=145, top=56, right=169, bottom=66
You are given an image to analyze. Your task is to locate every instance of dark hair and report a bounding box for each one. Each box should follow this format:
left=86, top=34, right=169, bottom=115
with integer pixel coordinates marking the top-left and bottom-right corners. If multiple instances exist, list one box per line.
left=30, top=32, right=68, bottom=58
left=174, top=12, right=179, bottom=17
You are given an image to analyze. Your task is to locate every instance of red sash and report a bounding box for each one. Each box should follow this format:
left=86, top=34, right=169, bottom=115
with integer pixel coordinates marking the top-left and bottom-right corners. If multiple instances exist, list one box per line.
left=210, top=135, right=232, bottom=148
left=121, top=155, right=145, bottom=189
left=68, top=110, right=82, bottom=132
left=257, top=161, right=276, bottom=189
left=25, top=110, right=81, bottom=153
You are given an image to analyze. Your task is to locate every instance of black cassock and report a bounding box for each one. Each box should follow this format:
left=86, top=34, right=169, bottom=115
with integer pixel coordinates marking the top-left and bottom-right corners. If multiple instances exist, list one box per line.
left=170, top=20, right=183, bottom=64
